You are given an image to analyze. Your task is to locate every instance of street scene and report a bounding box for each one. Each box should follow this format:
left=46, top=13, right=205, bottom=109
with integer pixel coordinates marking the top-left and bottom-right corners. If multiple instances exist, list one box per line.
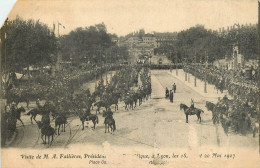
left=7, top=69, right=258, bottom=150
left=0, top=0, right=260, bottom=167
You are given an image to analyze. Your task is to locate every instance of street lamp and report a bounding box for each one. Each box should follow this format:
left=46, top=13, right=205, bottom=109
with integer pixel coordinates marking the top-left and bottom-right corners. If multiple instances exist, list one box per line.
left=184, top=53, right=187, bottom=81
left=204, top=51, right=208, bottom=93
left=194, top=50, right=197, bottom=87
left=176, top=50, right=178, bottom=76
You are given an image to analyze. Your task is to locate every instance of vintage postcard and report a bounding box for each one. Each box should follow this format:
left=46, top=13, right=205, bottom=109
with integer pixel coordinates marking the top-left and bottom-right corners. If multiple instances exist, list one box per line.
left=1, top=0, right=260, bottom=167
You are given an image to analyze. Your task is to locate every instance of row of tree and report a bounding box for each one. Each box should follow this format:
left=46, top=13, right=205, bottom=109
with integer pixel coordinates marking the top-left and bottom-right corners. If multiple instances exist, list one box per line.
left=59, top=23, right=129, bottom=66
left=0, top=18, right=129, bottom=75
left=156, top=24, right=258, bottom=64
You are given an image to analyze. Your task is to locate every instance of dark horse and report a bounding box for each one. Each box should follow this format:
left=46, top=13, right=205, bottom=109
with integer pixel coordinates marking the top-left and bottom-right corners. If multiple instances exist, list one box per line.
left=110, top=92, right=120, bottom=111
left=94, top=100, right=110, bottom=114
left=78, top=111, right=99, bottom=130
left=12, top=107, right=26, bottom=126
left=102, top=112, right=116, bottom=133
left=124, top=96, right=134, bottom=110
left=55, top=114, right=67, bottom=135
left=205, top=101, right=218, bottom=124
left=27, top=108, right=44, bottom=124
left=180, top=103, right=204, bottom=123
left=27, top=103, right=54, bottom=124
left=36, top=121, right=56, bottom=144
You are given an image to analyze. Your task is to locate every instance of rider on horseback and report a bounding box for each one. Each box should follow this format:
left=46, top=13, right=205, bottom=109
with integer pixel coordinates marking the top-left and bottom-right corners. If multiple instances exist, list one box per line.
left=190, top=99, right=195, bottom=109
left=189, top=99, right=195, bottom=113
left=10, top=102, right=17, bottom=116
left=104, top=108, right=113, bottom=124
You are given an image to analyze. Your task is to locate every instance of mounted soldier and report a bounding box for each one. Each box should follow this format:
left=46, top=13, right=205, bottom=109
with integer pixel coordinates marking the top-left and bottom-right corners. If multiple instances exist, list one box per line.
left=104, top=108, right=113, bottom=124
left=190, top=99, right=194, bottom=109
left=10, top=102, right=17, bottom=116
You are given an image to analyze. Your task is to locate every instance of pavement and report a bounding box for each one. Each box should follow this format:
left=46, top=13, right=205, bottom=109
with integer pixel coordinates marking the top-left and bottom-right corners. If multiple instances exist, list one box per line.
left=168, top=69, right=230, bottom=102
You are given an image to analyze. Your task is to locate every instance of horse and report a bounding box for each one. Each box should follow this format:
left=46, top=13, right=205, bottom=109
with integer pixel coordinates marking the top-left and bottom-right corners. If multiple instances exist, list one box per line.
left=110, top=92, right=120, bottom=111
left=212, top=105, right=229, bottom=124
left=205, top=101, right=215, bottom=111
left=124, top=96, right=134, bottom=110
left=11, top=107, right=26, bottom=126
left=219, top=114, right=231, bottom=135
left=102, top=112, right=116, bottom=133
left=94, top=100, right=110, bottom=114
left=132, top=93, right=140, bottom=108
left=55, top=114, right=67, bottom=135
left=205, top=101, right=218, bottom=124
left=27, top=102, right=54, bottom=124
left=7, top=91, right=30, bottom=109
left=36, top=121, right=56, bottom=144
left=180, top=103, right=204, bottom=123
left=136, top=90, right=143, bottom=106
left=78, top=111, right=99, bottom=130
left=27, top=108, right=44, bottom=124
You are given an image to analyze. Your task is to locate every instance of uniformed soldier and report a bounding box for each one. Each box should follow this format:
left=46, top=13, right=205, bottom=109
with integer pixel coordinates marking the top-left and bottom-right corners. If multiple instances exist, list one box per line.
left=104, top=108, right=113, bottom=124
left=190, top=99, right=194, bottom=109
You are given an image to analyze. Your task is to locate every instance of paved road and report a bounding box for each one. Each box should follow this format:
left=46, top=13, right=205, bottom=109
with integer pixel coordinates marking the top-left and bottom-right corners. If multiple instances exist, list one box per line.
left=8, top=70, right=258, bottom=150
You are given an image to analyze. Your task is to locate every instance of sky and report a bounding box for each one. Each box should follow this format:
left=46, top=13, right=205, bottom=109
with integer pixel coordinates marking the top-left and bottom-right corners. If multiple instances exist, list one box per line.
left=1, top=0, right=258, bottom=36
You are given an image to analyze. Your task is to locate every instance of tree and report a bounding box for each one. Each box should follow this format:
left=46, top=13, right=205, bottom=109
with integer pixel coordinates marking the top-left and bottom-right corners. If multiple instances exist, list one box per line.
left=59, top=23, right=128, bottom=67
left=0, top=17, right=57, bottom=73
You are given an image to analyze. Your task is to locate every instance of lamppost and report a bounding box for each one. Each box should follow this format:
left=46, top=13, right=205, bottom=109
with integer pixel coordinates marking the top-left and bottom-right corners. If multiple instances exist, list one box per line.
left=194, top=50, right=197, bottom=87
left=204, top=51, right=208, bottom=93
left=175, top=50, right=178, bottom=76
left=184, top=52, right=187, bottom=81
left=188, top=53, right=190, bottom=83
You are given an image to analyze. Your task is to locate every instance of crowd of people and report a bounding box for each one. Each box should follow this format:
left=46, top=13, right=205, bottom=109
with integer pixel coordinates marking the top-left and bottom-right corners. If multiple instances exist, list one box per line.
left=182, top=64, right=260, bottom=136
left=206, top=96, right=258, bottom=136
left=183, top=65, right=259, bottom=107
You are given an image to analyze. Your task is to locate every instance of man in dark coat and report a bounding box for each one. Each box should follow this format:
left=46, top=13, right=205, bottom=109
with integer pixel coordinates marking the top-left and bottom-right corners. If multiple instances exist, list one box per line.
left=165, top=87, right=169, bottom=98
left=170, top=90, right=173, bottom=103
left=173, top=83, right=176, bottom=93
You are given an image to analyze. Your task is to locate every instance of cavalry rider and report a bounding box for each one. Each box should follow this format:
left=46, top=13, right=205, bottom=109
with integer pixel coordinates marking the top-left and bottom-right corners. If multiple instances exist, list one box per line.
left=190, top=99, right=194, bottom=109
left=10, top=102, right=17, bottom=116
left=165, top=87, right=169, bottom=98
left=36, top=98, right=42, bottom=109
left=104, top=108, right=113, bottom=124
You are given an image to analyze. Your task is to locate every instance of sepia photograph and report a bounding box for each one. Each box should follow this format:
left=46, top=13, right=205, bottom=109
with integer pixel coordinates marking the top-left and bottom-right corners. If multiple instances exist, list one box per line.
left=1, top=0, right=260, bottom=167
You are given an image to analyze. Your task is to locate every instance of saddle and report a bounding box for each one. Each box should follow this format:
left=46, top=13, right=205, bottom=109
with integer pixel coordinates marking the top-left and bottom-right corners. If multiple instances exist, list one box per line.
left=187, top=108, right=196, bottom=115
